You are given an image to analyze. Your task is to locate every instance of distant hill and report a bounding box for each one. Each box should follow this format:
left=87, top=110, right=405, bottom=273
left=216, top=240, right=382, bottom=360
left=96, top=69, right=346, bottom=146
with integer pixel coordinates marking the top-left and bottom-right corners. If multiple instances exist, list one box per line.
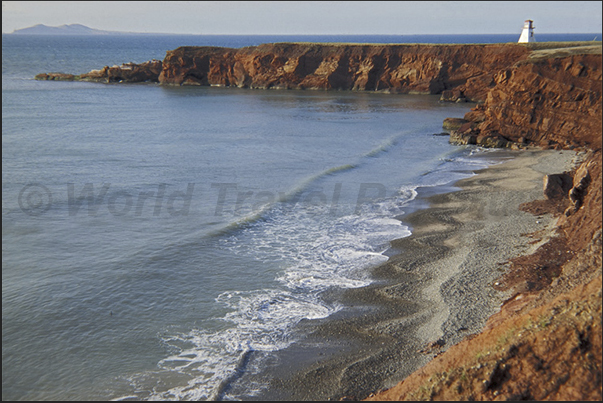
left=10, top=24, right=129, bottom=35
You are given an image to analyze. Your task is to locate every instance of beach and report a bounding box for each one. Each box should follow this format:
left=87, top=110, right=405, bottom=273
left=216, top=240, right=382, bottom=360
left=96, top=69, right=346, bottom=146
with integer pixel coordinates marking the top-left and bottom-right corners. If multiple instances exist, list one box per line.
left=254, top=148, right=582, bottom=400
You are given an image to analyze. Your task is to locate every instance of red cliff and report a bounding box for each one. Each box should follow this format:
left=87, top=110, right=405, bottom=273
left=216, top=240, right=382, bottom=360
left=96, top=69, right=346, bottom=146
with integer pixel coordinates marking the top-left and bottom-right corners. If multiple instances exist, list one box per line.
left=459, top=49, right=602, bottom=150
left=158, top=43, right=530, bottom=100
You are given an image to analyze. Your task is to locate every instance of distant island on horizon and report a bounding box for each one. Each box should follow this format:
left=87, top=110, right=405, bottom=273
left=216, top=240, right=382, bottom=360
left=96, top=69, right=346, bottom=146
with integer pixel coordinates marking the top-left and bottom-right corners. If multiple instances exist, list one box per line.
left=7, top=23, right=159, bottom=36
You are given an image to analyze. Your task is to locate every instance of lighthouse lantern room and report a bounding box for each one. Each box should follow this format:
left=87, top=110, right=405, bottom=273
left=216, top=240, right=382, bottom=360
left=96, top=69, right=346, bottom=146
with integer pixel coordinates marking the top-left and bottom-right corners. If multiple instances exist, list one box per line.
left=518, top=20, right=535, bottom=43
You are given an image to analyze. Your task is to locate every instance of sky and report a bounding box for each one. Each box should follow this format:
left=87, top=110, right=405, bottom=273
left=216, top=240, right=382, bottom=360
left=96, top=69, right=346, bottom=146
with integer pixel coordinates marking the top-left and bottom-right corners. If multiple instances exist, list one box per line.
left=2, top=1, right=602, bottom=35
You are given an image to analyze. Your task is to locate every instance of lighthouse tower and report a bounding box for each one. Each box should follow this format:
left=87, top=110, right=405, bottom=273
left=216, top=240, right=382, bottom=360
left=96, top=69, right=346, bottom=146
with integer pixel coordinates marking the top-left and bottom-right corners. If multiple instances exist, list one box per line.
left=518, top=20, right=535, bottom=43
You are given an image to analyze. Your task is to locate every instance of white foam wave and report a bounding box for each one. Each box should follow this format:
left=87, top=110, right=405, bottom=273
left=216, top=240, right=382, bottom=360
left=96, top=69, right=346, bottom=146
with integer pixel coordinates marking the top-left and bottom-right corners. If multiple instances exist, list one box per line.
left=132, top=288, right=338, bottom=401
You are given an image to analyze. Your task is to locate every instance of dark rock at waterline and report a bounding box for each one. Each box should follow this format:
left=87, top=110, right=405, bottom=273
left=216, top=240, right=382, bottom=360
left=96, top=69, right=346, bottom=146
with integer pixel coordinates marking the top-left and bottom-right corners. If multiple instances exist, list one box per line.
left=449, top=130, right=477, bottom=145
left=36, top=60, right=163, bottom=83
left=442, top=117, right=469, bottom=131
left=440, top=89, right=467, bottom=103
left=34, top=72, right=77, bottom=81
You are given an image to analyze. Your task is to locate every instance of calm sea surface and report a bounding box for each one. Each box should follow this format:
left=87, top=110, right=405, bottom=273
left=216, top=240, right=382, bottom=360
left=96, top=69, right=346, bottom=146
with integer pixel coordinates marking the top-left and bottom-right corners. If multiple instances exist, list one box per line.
left=2, top=33, right=599, bottom=400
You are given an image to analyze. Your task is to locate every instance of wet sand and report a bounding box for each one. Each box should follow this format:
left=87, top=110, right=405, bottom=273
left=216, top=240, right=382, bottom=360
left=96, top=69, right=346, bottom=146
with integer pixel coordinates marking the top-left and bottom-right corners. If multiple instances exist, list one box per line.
left=250, top=148, right=580, bottom=401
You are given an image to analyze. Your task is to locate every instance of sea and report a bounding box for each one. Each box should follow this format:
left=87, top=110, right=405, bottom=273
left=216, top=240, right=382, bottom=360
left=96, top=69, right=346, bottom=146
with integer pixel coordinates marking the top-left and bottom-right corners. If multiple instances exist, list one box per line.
left=2, top=33, right=600, bottom=401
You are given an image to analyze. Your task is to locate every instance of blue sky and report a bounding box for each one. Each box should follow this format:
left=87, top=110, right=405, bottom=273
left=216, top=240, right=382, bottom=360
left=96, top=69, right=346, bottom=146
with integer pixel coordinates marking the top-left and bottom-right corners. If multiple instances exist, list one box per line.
left=2, top=1, right=602, bottom=35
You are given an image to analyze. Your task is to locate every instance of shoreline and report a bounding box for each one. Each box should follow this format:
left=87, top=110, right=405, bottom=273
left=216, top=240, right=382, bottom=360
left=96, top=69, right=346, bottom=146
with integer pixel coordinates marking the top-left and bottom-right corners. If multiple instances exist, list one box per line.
left=251, top=148, right=580, bottom=400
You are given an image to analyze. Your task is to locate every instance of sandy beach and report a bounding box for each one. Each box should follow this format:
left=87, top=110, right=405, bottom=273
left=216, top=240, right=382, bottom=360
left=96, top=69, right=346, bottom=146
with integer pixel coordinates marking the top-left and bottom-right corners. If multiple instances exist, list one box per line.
left=253, top=148, right=582, bottom=401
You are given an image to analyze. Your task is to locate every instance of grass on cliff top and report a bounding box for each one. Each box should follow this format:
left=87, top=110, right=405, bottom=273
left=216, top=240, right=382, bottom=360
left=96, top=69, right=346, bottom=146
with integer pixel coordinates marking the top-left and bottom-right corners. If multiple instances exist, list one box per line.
left=270, top=42, right=512, bottom=47
left=527, top=43, right=602, bottom=60
left=267, top=41, right=601, bottom=48
left=194, top=41, right=602, bottom=53
left=523, top=40, right=602, bottom=49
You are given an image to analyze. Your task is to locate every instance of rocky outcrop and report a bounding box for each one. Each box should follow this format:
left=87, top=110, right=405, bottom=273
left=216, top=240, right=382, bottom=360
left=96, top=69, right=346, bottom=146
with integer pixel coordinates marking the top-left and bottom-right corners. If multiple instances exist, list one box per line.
left=439, top=89, right=467, bottom=102
left=35, top=43, right=600, bottom=134
left=35, top=60, right=163, bottom=83
left=543, top=173, right=573, bottom=201
left=33, top=72, right=77, bottom=81
left=82, top=60, right=163, bottom=83
left=442, top=117, right=469, bottom=131
left=457, top=52, right=602, bottom=151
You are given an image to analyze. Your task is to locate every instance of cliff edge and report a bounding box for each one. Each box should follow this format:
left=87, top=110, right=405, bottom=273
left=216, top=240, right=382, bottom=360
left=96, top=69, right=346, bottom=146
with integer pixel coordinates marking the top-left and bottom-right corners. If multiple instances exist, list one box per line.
left=38, top=43, right=536, bottom=101
left=157, top=43, right=528, bottom=100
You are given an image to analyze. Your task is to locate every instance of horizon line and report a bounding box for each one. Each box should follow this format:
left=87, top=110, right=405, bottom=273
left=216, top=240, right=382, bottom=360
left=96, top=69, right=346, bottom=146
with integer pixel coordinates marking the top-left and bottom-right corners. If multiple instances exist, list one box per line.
left=4, top=31, right=602, bottom=35
left=5, top=23, right=602, bottom=36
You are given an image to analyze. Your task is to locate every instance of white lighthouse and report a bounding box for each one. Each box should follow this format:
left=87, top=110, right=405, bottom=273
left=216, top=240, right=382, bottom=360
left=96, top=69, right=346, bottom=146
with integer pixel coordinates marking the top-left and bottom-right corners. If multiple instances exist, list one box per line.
left=518, top=20, right=535, bottom=43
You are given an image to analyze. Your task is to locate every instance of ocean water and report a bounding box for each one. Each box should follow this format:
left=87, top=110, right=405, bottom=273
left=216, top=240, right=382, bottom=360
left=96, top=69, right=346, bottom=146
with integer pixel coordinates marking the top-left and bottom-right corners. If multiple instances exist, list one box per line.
left=2, top=33, right=597, bottom=401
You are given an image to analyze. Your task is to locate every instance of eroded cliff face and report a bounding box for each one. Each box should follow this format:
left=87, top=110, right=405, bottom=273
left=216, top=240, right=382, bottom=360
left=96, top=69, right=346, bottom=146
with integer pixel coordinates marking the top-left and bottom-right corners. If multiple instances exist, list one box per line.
left=458, top=53, right=602, bottom=150
left=158, top=43, right=530, bottom=99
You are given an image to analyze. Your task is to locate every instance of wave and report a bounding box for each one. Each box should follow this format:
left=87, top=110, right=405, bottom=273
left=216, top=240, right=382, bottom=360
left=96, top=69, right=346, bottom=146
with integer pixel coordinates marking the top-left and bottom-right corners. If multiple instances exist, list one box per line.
left=364, top=134, right=398, bottom=158
left=206, top=163, right=359, bottom=238
left=207, top=134, right=405, bottom=238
